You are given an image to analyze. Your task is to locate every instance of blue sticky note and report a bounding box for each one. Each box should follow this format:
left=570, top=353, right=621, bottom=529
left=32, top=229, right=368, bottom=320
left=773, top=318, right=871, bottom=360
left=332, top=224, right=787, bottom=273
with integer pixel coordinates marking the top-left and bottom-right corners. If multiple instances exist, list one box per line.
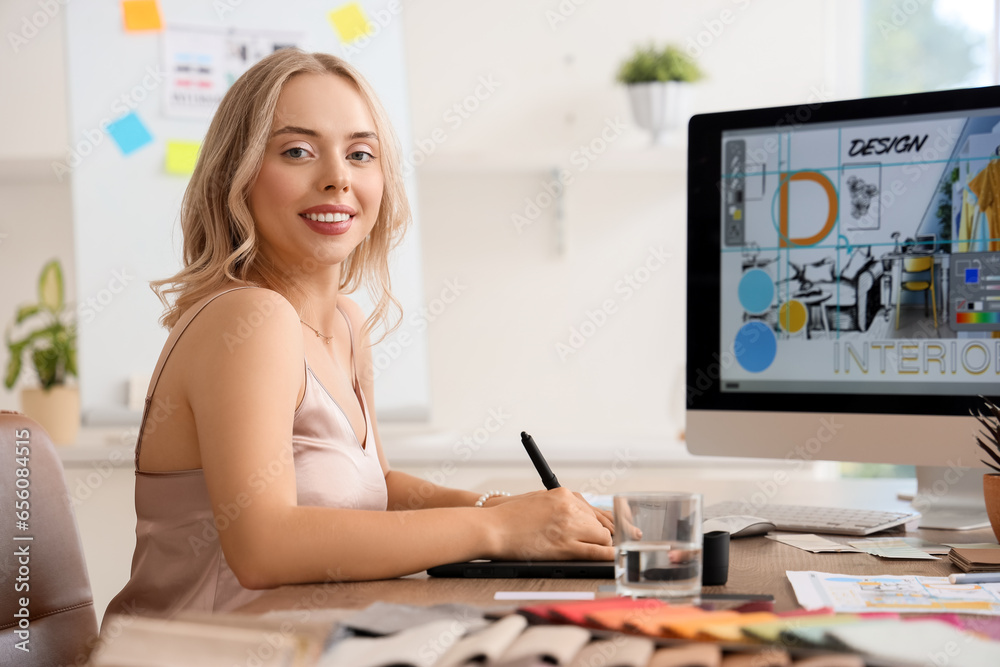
left=966, top=267, right=980, bottom=284
left=107, top=112, right=153, bottom=155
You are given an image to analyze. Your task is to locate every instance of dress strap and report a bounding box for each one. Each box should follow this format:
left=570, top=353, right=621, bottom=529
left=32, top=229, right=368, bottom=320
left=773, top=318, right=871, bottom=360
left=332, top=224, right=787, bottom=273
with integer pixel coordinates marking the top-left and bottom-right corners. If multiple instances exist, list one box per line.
left=334, top=303, right=370, bottom=450
left=335, top=303, right=359, bottom=389
left=134, top=286, right=256, bottom=466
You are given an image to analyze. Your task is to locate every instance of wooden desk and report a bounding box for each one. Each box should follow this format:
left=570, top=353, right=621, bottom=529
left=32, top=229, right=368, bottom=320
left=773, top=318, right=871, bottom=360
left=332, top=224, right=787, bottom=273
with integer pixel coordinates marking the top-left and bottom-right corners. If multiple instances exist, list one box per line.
left=239, top=526, right=996, bottom=615
left=237, top=479, right=996, bottom=615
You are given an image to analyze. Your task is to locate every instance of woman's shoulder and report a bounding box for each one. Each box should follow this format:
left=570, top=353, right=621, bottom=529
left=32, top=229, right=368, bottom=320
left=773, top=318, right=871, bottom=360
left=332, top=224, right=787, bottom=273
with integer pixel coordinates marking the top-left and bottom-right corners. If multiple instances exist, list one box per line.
left=180, top=284, right=293, bottom=319
left=179, top=285, right=301, bottom=356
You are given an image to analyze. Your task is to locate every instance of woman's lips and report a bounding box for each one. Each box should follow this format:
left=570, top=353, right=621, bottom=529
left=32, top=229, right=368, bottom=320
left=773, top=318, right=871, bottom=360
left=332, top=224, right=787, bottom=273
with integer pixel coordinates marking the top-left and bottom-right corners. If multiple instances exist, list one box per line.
left=300, top=213, right=353, bottom=235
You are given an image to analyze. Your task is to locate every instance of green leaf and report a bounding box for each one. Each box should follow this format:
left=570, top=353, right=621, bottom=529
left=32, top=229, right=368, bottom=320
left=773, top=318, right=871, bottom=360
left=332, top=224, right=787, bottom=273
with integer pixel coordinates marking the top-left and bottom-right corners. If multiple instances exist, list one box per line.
left=4, top=352, right=22, bottom=390
left=65, top=344, right=77, bottom=378
left=32, top=346, right=58, bottom=390
left=7, top=260, right=76, bottom=390
left=617, top=43, right=704, bottom=84
left=14, top=304, right=41, bottom=324
left=37, top=259, right=64, bottom=313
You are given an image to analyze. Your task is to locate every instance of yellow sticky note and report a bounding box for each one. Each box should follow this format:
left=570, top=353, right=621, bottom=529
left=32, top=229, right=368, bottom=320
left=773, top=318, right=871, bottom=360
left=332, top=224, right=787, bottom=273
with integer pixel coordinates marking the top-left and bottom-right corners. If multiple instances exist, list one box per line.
left=165, top=141, right=200, bottom=175
left=328, top=3, right=372, bottom=44
left=121, top=0, right=163, bottom=32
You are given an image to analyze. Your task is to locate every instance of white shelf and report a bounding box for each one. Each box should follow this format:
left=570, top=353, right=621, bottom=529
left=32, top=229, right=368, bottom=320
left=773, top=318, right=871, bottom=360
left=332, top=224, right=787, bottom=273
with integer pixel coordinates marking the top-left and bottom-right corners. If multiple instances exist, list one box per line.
left=58, top=424, right=827, bottom=474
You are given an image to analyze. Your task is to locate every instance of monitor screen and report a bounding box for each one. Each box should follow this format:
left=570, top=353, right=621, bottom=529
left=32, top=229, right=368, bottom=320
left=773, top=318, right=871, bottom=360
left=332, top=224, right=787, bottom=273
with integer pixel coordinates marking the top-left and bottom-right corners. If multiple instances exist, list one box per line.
left=685, top=86, right=1000, bottom=481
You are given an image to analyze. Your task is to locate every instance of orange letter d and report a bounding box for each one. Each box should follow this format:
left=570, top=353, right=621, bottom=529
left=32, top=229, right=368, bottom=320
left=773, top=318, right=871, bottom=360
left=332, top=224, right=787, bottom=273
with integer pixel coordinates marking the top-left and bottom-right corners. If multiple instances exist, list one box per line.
left=778, top=171, right=838, bottom=248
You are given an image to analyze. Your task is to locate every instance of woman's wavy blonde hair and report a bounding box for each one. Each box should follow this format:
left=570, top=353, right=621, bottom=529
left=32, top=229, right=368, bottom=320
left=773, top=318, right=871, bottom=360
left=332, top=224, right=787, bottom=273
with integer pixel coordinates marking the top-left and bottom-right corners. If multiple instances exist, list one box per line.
left=151, top=49, right=410, bottom=340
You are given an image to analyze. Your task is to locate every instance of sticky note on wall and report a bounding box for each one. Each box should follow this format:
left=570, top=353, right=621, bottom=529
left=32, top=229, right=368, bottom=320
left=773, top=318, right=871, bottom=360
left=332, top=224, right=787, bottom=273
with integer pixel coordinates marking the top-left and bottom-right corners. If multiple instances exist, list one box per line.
left=328, top=3, right=372, bottom=44
left=107, top=112, right=153, bottom=155
left=165, top=140, right=201, bottom=175
left=121, top=0, right=163, bottom=31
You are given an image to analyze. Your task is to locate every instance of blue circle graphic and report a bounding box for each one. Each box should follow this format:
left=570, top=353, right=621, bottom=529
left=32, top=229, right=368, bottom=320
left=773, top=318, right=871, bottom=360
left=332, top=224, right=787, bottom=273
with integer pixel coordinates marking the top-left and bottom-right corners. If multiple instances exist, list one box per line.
left=737, top=269, right=775, bottom=314
left=734, top=322, right=777, bottom=373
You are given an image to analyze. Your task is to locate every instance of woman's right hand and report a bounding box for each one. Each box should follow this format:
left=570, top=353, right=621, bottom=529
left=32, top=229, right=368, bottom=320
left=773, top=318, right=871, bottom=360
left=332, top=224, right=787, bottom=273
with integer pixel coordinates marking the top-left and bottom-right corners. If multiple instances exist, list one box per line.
left=485, top=487, right=615, bottom=561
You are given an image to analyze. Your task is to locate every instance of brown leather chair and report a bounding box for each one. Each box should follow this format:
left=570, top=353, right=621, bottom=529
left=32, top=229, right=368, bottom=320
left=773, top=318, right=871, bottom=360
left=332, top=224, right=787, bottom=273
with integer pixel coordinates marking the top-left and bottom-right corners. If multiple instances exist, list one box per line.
left=0, top=410, right=98, bottom=665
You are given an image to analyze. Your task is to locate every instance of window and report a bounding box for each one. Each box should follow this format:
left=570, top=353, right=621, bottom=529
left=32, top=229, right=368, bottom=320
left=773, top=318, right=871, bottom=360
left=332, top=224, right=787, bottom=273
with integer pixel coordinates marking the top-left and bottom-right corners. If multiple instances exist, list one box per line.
left=863, top=0, right=995, bottom=97
left=844, top=1, right=996, bottom=479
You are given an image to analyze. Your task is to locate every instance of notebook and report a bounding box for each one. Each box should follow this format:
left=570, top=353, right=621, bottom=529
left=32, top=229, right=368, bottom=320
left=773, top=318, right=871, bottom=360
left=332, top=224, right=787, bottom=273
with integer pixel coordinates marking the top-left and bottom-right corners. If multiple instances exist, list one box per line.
left=426, top=559, right=614, bottom=579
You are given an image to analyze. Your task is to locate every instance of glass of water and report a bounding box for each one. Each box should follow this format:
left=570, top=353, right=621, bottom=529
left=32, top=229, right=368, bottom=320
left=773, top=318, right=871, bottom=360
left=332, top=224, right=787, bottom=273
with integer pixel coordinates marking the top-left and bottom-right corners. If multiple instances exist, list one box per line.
left=613, top=492, right=703, bottom=601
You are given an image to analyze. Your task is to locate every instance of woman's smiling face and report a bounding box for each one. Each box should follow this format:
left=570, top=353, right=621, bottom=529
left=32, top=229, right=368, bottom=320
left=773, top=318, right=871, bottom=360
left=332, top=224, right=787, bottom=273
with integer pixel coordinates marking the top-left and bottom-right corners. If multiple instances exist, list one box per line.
left=249, top=72, right=384, bottom=272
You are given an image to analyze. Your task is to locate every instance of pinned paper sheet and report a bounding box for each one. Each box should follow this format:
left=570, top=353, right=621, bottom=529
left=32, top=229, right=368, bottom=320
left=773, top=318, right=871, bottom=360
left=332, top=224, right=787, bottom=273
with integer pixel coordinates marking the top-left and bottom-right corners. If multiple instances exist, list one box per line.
left=107, top=112, right=153, bottom=155
left=328, top=3, right=372, bottom=44
left=121, top=0, right=163, bottom=32
left=165, top=140, right=200, bottom=174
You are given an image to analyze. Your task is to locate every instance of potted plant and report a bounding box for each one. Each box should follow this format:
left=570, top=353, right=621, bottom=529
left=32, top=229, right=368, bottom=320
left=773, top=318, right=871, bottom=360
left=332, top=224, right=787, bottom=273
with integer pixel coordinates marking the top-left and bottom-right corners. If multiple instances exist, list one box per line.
left=4, top=259, right=79, bottom=444
left=617, top=44, right=705, bottom=144
left=973, top=396, right=1000, bottom=542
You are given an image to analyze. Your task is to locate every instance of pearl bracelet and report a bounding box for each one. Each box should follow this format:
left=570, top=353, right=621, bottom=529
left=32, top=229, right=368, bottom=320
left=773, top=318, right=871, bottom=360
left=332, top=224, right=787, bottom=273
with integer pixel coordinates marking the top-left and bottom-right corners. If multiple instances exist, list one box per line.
left=474, top=490, right=510, bottom=507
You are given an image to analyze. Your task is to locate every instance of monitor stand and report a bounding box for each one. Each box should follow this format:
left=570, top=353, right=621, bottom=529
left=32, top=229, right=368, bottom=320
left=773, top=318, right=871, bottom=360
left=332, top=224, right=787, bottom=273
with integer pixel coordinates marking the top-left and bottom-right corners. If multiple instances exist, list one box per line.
left=912, top=465, right=991, bottom=530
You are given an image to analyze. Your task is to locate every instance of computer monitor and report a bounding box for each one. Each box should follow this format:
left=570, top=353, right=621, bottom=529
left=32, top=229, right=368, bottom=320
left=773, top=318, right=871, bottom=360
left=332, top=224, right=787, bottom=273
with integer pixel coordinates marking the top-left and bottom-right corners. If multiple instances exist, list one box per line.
left=685, top=85, right=1000, bottom=530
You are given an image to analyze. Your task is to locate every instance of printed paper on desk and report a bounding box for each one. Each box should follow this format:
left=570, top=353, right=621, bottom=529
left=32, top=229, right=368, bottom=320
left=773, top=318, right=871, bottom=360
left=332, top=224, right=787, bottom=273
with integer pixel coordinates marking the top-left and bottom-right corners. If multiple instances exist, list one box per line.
left=896, top=537, right=952, bottom=555
left=848, top=538, right=940, bottom=560
left=766, top=533, right=862, bottom=553
left=787, top=571, right=1000, bottom=615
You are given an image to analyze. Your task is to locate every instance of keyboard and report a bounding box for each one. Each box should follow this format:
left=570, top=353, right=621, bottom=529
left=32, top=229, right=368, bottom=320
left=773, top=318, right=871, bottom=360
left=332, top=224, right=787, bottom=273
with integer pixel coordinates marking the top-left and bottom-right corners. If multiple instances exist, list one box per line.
left=703, top=501, right=920, bottom=536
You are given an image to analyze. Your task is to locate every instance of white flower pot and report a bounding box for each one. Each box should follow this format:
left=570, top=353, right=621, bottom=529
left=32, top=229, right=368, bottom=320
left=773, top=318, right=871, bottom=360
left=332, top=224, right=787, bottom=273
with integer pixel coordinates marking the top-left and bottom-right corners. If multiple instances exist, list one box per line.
left=626, top=81, right=692, bottom=145
left=21, top=385, right=80, bottom=445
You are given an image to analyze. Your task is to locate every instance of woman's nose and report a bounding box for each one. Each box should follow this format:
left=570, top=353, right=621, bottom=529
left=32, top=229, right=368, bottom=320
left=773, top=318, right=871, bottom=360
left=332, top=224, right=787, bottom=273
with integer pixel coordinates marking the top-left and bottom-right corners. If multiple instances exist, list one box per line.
left=322, top=157, right=349, bottom=192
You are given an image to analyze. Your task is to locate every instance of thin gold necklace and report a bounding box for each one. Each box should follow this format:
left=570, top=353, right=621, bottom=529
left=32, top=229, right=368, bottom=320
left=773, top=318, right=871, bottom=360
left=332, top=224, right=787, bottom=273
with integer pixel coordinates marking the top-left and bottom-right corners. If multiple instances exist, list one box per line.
left=300, top=319, right=333, bottom=344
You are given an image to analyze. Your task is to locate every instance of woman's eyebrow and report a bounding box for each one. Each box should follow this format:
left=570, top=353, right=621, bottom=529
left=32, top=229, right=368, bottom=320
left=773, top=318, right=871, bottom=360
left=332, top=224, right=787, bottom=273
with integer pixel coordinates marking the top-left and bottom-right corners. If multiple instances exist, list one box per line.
left=271, top=125, right=318, bottom=138
left=270, top=127, right=379, bottom=142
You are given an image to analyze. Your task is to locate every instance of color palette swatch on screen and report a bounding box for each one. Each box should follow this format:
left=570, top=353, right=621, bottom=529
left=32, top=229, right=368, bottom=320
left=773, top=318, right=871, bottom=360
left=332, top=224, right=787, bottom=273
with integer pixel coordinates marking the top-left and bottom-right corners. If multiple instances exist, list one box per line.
left=956, top=311, right=1000, bottom=325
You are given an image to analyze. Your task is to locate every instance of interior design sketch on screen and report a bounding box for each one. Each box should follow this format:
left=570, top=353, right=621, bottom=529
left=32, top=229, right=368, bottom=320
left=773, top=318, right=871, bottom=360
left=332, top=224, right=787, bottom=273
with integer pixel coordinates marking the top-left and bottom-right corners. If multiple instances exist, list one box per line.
left=719, top=112, right=1000, bottom=386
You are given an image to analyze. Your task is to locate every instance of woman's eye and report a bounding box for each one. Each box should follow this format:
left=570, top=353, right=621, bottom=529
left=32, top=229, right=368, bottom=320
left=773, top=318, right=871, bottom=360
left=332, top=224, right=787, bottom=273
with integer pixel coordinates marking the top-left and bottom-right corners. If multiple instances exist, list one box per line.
left=283, top=147, right=309, bottom=159
left=349, top=151, right=375, bottom=163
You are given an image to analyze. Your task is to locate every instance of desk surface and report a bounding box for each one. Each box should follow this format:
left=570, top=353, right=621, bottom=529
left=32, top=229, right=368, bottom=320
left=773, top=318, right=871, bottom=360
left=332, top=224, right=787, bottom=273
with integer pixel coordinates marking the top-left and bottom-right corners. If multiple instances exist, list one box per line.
left=237, top=478, right=998, bottom=615
left=238, top=526, right=995, bottom=615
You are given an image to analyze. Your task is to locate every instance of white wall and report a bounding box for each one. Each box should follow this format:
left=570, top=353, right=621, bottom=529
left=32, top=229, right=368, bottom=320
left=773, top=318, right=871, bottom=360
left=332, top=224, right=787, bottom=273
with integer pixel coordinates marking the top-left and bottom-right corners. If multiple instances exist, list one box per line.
left=0, top=0, right=73, bottom=411
left=0, top=0, right=865, bottom=446
left=386, top=0, right=865, bottom=459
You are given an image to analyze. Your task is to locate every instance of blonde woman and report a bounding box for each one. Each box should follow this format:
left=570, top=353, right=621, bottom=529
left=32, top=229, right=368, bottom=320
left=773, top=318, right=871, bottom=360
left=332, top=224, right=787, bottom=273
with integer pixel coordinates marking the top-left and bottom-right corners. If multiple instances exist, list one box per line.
left=104, top=49, right=613, bottom=621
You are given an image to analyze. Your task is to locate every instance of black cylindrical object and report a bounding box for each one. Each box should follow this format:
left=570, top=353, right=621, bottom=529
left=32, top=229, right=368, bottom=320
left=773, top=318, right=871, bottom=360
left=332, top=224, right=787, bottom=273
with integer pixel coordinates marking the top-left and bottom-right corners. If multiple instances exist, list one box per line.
left=702, top=530, right=730, bottom=586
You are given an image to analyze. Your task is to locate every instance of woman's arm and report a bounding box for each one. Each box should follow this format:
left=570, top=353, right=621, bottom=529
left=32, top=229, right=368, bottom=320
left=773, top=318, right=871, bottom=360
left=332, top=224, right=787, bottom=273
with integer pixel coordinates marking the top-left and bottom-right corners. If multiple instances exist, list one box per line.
left=185, top=290, right=613, bottom=590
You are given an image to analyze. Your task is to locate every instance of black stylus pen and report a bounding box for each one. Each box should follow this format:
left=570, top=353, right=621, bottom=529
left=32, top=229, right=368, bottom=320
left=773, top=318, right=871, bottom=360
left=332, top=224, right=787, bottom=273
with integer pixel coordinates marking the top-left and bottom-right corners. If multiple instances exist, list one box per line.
left=520, top=431, right=560, bottom=490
